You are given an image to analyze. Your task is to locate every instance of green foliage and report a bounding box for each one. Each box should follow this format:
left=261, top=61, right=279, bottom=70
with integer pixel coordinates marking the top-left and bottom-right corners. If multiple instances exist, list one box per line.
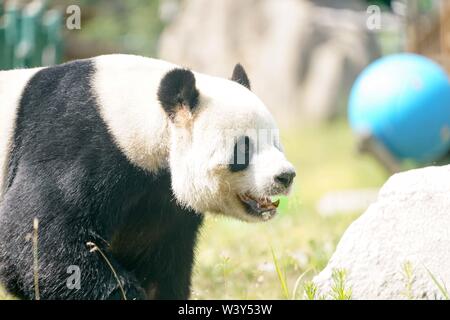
left=330, top=269, right=352, bottom=300
left=292, top=270, right=309, bottom=300
left=303, top=281, right=319, bottom=300
left=367, top=0, right=392, bottom=9
left=271, top=247, right=289, bottom=299
left=402, top=261, right=415, bottom=299
left=426, top=267, right=449, bottom=300
left=302, top=269, right=352, bottom=301
left=59, top=0, right=166, bottom=56
left=0, top=1, right=63, bottom=69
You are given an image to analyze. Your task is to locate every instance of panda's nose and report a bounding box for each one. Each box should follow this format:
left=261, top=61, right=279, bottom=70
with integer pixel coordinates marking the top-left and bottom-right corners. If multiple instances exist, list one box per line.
left=275, top=170, right=296, bottom=188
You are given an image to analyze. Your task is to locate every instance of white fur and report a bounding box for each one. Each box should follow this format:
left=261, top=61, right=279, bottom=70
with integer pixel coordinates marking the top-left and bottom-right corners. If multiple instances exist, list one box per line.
left=0, top=67, right=43, bottom=200
left=168, top=68, right=295, bottom=221
left=93, top=54, right=295, bottom=221
left=93, top=55, right=175, bottom=172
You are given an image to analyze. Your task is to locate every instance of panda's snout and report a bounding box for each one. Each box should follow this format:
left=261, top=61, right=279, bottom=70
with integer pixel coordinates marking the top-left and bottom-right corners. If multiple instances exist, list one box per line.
left=274, top=169, right=296, bottom=189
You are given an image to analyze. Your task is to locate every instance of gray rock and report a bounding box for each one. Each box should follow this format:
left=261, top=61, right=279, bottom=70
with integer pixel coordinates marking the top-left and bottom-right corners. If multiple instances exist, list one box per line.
left=158, top=0, right=380, bottom=126
left=313, top=165, right=450, bottom=300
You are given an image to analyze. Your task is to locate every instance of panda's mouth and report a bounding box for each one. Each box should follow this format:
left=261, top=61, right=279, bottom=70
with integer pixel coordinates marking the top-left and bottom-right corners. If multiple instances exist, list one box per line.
left=237, top=193, right=280, bottom=220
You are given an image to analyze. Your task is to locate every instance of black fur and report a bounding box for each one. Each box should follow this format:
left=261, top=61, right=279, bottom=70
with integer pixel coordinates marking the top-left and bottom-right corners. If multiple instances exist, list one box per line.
left=157, top=68, right=199, bottom=120
left=0, top=60, right=203, bottom=300
left=231, top=63, right=251, bottom=90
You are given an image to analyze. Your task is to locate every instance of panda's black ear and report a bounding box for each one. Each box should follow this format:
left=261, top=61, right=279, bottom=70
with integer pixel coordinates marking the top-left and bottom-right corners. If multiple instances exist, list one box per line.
left=231, top=63, right=251, bottom=90
left=158, top=68, right=199, bottom=120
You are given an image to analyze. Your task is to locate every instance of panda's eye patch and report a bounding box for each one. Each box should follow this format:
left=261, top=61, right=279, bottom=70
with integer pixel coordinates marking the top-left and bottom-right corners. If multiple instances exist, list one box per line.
left=229, top=136, right=253, bottom=172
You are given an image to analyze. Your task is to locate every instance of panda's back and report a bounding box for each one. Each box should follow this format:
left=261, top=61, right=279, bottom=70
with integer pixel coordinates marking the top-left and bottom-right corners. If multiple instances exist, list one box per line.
left=0, top=55, right=178, bottom=200
left=2, top=60, right=108, bottom=204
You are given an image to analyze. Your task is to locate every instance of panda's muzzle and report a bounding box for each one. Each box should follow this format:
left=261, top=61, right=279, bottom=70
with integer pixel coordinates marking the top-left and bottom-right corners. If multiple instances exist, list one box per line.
left=237, top=193, right=280, bottom=220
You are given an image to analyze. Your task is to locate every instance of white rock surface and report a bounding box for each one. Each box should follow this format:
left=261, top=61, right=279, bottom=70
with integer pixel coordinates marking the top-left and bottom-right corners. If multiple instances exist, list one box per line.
left=313, top=165, right=450, bottom=300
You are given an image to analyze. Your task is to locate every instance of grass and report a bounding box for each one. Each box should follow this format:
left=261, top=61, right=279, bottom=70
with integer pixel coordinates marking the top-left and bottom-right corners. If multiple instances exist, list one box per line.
left=330, top=269, right=352, bottom=300
left=303, top=281, right=320, bottom=300
left=271, top=247, right=290, bottom=299
left=301, top=269, right=352, bottom=300
left=402, top=261, right=415, bottom=300
left=426, top=267, right=449, bottom=300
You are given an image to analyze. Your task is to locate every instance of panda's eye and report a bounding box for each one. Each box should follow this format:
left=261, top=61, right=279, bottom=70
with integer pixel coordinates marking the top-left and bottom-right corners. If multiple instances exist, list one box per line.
left=229, top=136, right=253, bottom=172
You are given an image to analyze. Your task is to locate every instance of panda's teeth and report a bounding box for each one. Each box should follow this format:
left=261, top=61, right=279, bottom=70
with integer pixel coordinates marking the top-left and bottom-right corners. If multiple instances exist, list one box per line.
left=261, top=211, right=271, bottom=220
left=239, top=193, right=279, bottom=217
left=260, top=197, right=269, bottom=208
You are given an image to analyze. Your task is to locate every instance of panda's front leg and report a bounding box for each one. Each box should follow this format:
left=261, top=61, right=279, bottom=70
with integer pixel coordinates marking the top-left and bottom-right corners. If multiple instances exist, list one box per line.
left=50, top=239, right=147, bottom=300
left=152, top=240, right=196, bottom=300
left=42, top=231, right=148, bottom=300
left=84, top=239, right=148, bottom=300
left=38, top=230, right=148, bottom=300
left=0, top=184, right=145, bottom=300
left=148, top=215, right=203, bottom=300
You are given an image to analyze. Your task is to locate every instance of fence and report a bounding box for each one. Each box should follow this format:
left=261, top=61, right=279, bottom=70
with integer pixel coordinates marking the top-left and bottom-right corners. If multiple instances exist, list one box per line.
left=0, top=0, right=63, bottom=70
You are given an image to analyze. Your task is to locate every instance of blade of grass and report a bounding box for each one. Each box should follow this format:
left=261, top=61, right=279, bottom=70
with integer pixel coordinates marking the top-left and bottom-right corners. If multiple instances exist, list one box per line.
left=425, top=267, right=449, bottom=300
left=292, top=269, right=310, bottom=300
left=87, top=241, right=127, bottom=300
left=402, top=261, right=414, bottom=299
left=32, top=218, right=40, bottom=300
left=270, top=247, right=289, bottom=299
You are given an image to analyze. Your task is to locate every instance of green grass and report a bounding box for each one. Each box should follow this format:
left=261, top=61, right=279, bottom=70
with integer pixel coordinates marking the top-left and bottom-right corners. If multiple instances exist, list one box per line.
left=270, top=247, right=290, bottom=299
left=301, top=269, right=352, bottom=300
left=330, top=269, right=352, bottom=300
left=402, top=261, right=415, bottom=299
left=191, top=120, right=387, bottom=299
left=426, top=267, right=449, bottom=300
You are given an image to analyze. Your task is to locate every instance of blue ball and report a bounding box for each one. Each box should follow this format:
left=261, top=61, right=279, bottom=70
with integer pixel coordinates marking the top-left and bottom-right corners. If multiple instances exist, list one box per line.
left=349, top=53, right=450, bottom=162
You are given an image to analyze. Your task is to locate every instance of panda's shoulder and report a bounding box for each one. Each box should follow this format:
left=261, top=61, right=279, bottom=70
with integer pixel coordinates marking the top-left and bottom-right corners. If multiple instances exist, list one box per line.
left=1, top=55, right=175, bottom=106
left=24, top=59, right=95, bottom=95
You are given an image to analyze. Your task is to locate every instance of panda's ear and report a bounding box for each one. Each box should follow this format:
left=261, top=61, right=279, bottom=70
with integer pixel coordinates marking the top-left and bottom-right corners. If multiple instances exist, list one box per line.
left=231, top=63, right=251, bottom=90
left=158, top=68, right=199, bottom=121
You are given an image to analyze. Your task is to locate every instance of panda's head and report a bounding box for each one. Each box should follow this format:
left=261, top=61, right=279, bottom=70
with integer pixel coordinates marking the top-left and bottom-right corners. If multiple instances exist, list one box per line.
left=157, top=64, right=296, bottom=222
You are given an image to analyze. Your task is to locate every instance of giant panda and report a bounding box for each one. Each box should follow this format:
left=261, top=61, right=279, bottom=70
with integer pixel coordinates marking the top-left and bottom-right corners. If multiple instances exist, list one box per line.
left=0, top=54, right=296, bottom=300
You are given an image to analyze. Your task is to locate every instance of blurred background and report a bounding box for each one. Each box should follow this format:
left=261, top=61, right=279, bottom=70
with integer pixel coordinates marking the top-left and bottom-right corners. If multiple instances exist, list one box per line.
left=1, top=0, right=449, bottom=299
